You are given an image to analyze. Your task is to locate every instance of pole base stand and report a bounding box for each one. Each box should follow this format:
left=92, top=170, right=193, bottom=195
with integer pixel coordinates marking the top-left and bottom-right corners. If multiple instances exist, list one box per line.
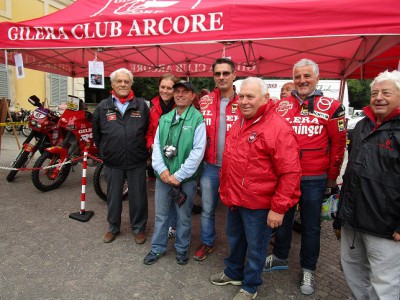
left=69, top=211, right=94, bottom=222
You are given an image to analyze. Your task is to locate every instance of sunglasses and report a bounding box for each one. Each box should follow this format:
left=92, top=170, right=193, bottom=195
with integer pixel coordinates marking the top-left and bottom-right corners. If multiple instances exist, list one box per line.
left=213, top=71, right=233, bottom=77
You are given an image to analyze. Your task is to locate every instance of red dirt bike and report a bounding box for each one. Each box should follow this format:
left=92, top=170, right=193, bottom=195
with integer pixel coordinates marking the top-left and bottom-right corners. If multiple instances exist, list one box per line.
left=31, top=95, right=98, bottom=192
left=6, top=95, right=62, bottom=182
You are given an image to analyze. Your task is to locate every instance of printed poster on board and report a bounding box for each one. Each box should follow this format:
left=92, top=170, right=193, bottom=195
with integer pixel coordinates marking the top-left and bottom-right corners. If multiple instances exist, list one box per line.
left=15, top=53, right=25, bottom=79
left=89, top=60, right=104, bottom=89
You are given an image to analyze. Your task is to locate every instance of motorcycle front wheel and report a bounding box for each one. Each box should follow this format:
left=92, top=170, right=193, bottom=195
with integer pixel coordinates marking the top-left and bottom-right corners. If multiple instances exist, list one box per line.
left=6, top=150, right=30, bottom=182
left=31, top=152, right=71, bottom=192
left=5, top=116, right=13, bottom=132
left=93, top=163, right=128, bottom=202
left=22, top=124, right=31, bottom=137
left=6, top=131, right=38, bottom=182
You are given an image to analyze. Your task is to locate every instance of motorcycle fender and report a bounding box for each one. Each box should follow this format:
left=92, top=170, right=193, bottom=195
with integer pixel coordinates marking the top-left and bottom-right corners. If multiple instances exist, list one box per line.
left=45, top=146, right=68, bottom=160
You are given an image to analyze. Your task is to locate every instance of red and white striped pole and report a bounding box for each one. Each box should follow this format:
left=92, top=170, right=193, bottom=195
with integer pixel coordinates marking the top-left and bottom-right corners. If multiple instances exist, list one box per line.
left=69, top=146, right=94, bottom=222
left=80, top=146, right=88, bottom=214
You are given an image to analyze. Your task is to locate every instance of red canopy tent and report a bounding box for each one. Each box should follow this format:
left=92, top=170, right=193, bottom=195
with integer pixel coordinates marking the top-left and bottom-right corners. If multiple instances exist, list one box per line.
left=0, top=0, right=399, bottom=79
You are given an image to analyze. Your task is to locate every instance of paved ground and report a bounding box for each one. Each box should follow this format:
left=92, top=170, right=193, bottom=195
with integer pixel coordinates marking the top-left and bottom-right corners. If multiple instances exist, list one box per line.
left=0, top=132, right=351, bottom=299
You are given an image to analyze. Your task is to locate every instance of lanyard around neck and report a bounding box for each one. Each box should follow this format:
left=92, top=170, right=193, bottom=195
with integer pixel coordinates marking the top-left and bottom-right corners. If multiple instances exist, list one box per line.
left=167, top=105, right=192, bottom=148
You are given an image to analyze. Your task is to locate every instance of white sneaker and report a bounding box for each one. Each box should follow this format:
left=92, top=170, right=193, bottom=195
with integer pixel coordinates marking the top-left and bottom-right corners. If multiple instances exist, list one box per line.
left=300, top=270, right=315, bottom=295
left=168, top=227, right=176, bottom=238
left=233, top=289, right=257, bottom=299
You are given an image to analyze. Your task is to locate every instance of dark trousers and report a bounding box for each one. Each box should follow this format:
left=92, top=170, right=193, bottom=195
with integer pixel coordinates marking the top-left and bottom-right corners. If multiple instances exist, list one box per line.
left=104, top=165, right=148, bottom=235
left=273, top=179, right=327, bottom=271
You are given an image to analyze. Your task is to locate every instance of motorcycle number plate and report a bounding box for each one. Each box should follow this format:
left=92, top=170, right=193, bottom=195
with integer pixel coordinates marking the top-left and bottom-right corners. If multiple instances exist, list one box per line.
left=67, top=97, right=80, bottom=111
left=33, top=111, right=47, bottom=119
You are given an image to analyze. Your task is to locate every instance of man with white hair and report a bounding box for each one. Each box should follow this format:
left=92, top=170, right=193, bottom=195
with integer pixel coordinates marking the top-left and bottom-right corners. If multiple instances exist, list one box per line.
left=334, top=70, right=400, bottom=299
left=210, top=77, right=301, bottom=300
left=93, top=68, right=150, bottom=245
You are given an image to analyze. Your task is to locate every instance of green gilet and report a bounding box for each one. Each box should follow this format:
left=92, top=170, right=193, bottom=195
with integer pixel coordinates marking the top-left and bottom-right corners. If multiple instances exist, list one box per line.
left=157, top=105, right=204, bottom=183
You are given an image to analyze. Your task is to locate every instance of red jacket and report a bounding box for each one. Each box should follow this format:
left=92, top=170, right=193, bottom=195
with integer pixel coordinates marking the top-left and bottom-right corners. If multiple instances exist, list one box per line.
left=275, top=92, right=347, bottom=180
left=145, top=96, right=176, bottom=149
left=198, top=88, right=240, bottom=165
left=219, top=101, right=301, bottom=213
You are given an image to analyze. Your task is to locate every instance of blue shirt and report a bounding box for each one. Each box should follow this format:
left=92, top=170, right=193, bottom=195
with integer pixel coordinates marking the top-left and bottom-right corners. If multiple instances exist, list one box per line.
left=113, top=97, right=130, bottom=115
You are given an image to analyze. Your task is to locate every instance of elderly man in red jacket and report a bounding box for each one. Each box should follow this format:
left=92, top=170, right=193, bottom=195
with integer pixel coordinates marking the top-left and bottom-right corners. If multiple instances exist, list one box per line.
left=210, top=77, right=302, bottom=300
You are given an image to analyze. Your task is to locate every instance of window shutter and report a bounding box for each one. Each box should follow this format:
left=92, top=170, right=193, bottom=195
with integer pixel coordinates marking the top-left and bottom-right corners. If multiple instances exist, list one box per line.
left=0, top=64, right=8, bottom=99
left=50, top=74, right=68, bottom=105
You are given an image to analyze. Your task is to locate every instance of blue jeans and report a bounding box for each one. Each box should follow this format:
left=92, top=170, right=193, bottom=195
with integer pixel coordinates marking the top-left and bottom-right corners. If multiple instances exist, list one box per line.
left=273, top=179, right=327, bottom=271
left=224, top=207, right=271, bottom=294
left=271, top=204, right=296, bottom=257
left=200, top=163, right=220, bottom=246
left=151, top=179, right=197, bottom=254
left=167, top=201, right=177, bottom=229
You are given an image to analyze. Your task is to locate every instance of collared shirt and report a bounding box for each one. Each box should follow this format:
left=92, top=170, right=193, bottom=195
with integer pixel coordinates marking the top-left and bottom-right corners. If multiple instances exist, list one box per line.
left=113, top=97, right=130, bottom=115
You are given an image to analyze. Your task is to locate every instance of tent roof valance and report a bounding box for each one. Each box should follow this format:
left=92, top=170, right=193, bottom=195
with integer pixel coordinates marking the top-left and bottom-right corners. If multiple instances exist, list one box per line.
left=1, top=0, right=399, bottom=78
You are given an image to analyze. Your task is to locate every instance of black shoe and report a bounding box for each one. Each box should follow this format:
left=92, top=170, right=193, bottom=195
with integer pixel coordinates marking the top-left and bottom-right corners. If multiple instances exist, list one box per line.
left=143, top=251, right=163, bottom=265
left=176, top=251, right=189, bottom=265
left=191, top=205, right=202, bottom=215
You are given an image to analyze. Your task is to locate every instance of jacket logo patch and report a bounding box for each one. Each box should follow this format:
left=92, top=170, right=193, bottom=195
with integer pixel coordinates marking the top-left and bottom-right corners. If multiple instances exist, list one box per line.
left=199, top=95, right=213, bottom=110
left=231, top=103, right=238, bottom=114
left=337, top=119, right=345, bottom=132
left=107, top=113, right=116, bottom=121
left=276, top=101, right=293, bottom=116
left=316, top=97, right=334, bottom=111
left=301, top=105, right=308, bottom=116
left=131, top=111, right=141, bottom=117
left=310, top=111, right=329, bottom=120
left=248, top=132, right=257, bottom=143
left=378, top=139, right=393, bottom=151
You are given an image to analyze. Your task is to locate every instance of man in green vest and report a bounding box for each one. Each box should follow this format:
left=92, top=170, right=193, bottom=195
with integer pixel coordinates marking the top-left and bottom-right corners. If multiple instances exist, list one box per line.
left=143, top=81, right=206, bottom=265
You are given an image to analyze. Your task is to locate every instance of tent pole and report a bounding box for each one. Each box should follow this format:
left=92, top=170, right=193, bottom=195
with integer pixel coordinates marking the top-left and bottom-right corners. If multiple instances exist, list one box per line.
left=4, top=50, right=10, bottom=100
left=339, top=78, right=345, bottom=103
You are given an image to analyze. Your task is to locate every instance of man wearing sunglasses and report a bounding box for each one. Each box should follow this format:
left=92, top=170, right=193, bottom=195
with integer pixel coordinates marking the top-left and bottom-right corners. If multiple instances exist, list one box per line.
left=194, top=58, right=240, bottom=262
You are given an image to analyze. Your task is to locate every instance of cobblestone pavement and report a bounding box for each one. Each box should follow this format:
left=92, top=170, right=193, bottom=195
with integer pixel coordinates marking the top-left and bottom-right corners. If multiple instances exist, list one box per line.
left=0, top=133, right=350, bottom=299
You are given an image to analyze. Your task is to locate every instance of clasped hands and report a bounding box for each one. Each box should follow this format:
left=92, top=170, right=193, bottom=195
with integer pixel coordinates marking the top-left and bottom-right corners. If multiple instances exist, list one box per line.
left=160, top=170, right=180, bottom=186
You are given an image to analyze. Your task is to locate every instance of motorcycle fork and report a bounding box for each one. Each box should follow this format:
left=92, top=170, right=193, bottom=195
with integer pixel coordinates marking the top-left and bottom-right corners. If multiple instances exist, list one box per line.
left=11, top=132, right=37, bottom=166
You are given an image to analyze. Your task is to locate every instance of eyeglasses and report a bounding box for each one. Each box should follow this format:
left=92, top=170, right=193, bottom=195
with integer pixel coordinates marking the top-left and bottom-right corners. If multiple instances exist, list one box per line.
left=213, top=71, right=232, bottom=77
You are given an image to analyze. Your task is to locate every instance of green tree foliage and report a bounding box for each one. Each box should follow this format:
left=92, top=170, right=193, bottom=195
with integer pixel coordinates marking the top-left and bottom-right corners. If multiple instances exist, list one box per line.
left=86, top=76, right=217, bottom=103
left=190, top=77, right=216, bottom=92
left=347, top=79, right=372, bottom=109
left=132, top=77, right=159, bottom=100
left=133, top=77, right=216, bottom=100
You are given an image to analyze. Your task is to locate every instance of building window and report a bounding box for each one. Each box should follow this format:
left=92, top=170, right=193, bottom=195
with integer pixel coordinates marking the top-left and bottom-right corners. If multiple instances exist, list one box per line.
left=0, top=63, right=9, bottom=99
left=0, top=0, right=12, bottom=19
left=50, top=74, right=68, bottom=106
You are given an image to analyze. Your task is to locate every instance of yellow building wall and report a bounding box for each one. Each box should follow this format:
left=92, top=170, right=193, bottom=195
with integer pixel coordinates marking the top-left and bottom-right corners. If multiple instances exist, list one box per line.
left=0, top=0, right=74, bottom=110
